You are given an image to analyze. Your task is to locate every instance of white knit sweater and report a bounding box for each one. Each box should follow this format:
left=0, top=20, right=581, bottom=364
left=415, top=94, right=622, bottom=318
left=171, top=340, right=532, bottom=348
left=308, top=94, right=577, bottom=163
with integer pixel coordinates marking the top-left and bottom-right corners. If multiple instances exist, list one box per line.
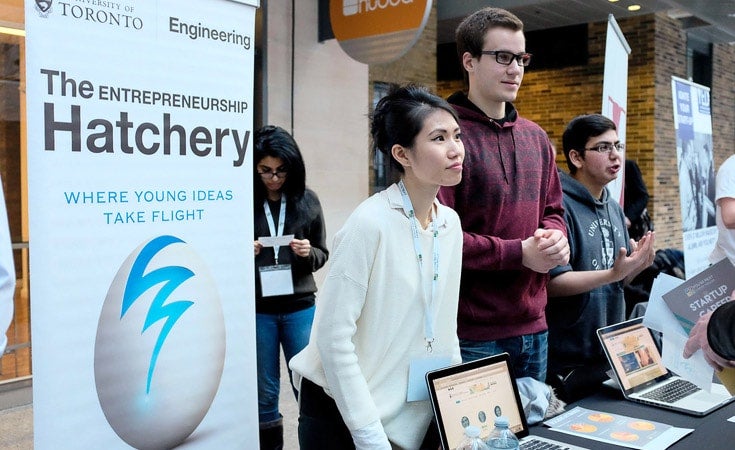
left=290, top=183, right=463, bottom=449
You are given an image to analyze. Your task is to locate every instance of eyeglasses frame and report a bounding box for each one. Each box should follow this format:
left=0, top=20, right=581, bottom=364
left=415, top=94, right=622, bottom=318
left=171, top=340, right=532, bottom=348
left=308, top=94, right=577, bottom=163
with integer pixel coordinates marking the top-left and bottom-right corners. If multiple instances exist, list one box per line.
left=479, top=50, right=532, bottom=67
left=584, top=142, right=625, bottom=154
left=257, top=169, right=288, bottom=179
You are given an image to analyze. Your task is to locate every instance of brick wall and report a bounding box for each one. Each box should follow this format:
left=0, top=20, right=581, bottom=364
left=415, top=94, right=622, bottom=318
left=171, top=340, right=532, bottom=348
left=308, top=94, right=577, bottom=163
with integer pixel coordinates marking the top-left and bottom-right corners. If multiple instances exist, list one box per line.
left=653, top=13, right=688, bottom=250
left=368, top=5, right=438, bottom=92
left=712, top=43, right=735, bottom=170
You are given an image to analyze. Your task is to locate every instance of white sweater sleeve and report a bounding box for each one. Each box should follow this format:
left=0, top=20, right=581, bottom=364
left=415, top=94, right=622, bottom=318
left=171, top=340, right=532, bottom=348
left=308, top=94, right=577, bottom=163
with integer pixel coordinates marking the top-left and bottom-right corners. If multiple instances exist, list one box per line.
left=351, top=420, right=391, bottom=450
left=314, top=223, right=382, bottom=431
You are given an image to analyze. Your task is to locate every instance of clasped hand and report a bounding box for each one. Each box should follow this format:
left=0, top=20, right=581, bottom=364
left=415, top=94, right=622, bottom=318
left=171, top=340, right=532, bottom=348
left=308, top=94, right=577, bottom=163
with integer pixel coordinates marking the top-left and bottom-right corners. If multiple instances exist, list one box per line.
left=522, top=229, right=570, bottom=273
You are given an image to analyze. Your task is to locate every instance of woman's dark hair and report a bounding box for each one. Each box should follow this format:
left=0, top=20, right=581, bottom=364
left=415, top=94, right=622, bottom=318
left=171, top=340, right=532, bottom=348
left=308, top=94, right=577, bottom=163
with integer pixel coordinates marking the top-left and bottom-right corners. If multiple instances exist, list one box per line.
left=562, top=114, right=617, bottom=174
left=370, top=84, right=459, bottom=174
left=253, top=125, right=307, bottom=203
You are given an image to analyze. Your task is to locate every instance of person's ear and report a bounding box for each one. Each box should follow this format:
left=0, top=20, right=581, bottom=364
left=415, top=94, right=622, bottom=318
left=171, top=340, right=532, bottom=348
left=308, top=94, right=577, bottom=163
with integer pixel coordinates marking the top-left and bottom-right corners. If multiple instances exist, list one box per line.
left=462, top=52, right=476, bottom=73
left=391, top=144, right=411, bottom=169
left=569, top=149, right=584, bottom=170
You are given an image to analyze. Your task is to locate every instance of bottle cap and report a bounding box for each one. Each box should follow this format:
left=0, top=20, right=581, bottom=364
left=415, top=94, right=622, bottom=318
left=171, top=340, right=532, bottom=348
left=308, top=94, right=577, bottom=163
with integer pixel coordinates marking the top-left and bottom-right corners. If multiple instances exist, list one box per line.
left=494, top=416, right=509, bottom=427
left=465, top=425, right=481, bottom=437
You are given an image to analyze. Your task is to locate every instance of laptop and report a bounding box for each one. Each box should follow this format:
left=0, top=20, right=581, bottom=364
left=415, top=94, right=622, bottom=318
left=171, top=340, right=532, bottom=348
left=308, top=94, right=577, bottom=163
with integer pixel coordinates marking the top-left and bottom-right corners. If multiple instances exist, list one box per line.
left=597, top=316, right=734, bottom=416
left=426, top=353, right=588, bottom=450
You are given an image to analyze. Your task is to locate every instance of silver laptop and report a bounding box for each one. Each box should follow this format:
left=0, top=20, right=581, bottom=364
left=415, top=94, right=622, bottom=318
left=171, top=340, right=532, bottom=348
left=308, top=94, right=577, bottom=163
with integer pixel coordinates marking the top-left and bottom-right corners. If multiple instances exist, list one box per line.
left=426, top=353, right=588, bottom=450
left=597, top=316, right=734, bottom=416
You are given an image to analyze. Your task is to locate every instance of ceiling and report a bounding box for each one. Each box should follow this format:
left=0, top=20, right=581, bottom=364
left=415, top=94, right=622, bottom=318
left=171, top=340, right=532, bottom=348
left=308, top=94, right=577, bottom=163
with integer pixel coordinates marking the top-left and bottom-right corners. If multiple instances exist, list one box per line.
left=437, top=0, right=735, bottom=45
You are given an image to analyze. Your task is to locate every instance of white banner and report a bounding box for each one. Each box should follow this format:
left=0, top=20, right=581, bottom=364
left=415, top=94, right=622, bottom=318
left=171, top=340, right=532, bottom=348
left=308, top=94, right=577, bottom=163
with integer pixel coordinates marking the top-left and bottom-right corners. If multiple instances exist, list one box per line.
left=671, top=76, right=716, bottom=278
left=601, top=14, right=630, bottom=204
left=26, top=1, right=258, bottom=448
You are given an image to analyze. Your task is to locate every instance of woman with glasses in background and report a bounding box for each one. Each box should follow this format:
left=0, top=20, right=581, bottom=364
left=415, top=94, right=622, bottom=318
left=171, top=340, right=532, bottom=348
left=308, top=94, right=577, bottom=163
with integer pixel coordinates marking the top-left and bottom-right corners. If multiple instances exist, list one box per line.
left=253, top=125, right=329, bottom=450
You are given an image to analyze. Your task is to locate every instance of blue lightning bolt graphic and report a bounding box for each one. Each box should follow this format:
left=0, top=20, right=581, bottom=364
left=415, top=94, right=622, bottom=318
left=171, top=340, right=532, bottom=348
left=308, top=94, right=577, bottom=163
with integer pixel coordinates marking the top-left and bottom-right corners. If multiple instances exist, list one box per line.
left=121, top=235, right=195, bottom=394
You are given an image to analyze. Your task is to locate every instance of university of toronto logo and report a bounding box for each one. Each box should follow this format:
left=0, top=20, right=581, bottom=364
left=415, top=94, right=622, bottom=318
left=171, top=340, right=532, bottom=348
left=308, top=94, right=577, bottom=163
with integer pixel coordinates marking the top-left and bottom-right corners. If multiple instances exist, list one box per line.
left=36, top=0, right=52, bottom=16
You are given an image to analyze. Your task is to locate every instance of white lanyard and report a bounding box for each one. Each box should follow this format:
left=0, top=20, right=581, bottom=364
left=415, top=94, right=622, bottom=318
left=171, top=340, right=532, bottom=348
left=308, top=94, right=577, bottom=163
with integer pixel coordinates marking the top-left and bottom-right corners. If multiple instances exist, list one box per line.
left=397, top=180, right=439, bottom=353
left=263, top=196, right=287, bottom=264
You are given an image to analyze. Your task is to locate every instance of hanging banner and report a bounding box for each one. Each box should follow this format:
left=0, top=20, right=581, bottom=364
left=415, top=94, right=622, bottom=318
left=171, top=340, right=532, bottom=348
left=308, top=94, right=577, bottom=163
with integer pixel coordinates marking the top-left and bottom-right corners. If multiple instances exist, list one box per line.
left=26, top=0, right=259, bottom=448
left=671, top=76, right=716, bottom=278
left=601, top=14, right=630, bottom=204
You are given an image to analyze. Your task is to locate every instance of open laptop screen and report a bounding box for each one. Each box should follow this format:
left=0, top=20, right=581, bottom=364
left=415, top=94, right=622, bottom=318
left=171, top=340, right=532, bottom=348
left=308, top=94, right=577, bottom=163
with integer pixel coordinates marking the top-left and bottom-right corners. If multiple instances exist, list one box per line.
left=427, top=354, right=528, bottom=449
left=597, top=319, right=668, bottom=392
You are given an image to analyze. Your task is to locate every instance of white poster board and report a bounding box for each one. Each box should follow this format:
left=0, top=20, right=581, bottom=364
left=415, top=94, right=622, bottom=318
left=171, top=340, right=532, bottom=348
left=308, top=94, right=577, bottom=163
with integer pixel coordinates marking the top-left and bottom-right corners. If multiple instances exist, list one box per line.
left=601, top=14, right=630, bottom=204
left=26, top=0, right=259, bottom=448
left=671, top=76, right=717, bottom=278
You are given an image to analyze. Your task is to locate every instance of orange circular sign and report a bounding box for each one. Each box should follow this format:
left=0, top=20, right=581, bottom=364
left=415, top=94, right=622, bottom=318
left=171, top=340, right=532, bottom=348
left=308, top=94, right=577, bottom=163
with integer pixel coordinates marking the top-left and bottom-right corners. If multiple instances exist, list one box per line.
left=330, top=0, right=432, bottom=64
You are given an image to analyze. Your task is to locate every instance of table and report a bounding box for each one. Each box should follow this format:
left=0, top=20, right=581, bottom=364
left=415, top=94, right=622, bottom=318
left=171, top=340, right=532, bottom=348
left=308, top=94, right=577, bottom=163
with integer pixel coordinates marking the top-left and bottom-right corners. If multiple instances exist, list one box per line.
left=530, top=383, right=735, bottom=449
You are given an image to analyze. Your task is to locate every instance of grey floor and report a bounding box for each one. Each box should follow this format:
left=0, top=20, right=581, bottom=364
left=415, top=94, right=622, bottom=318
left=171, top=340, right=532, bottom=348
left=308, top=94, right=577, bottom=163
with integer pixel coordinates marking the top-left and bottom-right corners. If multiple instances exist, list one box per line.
left=0, top=354, right=300, bottom=449
left=0, top=377, right=32, bottom=450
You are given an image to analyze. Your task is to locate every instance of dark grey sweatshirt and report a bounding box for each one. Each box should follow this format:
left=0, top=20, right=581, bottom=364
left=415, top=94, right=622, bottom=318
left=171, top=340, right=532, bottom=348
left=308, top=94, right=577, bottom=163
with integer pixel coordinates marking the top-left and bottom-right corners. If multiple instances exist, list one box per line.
left=547, top=170, right=631, bottom=375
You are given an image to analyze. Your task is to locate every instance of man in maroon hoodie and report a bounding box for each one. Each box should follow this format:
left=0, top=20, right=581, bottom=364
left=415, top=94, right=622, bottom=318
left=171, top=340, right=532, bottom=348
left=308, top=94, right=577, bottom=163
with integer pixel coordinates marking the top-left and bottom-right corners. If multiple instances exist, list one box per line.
left=438, top=7, right=569, bottom=382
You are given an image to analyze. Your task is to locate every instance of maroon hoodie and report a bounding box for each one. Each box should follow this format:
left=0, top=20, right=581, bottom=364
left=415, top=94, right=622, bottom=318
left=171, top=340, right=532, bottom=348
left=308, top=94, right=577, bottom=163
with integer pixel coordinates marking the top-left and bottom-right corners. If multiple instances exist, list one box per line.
left=438, top=92, right=566, bottom=341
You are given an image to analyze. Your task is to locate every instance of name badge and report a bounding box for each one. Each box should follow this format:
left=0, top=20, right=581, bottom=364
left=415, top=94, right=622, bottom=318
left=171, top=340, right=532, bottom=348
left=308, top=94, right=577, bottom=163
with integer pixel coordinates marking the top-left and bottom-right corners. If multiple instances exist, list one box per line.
left=259, top=264, right=294, bottom=297
left=407, top=355, right=452, bottom=402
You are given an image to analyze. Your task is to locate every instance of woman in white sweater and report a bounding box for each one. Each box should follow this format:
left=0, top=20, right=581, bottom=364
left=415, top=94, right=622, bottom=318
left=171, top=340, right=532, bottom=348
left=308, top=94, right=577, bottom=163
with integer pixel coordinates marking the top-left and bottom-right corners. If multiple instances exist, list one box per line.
left=289, top=84, right=465, bottom=449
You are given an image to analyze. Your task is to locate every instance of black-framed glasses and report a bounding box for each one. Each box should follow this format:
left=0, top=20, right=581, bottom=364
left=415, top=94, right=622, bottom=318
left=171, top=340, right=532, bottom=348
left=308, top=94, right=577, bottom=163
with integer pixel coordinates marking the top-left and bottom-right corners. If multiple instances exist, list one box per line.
left=585, top=142, right=625, bottom=153
left=480, top=50, right=532, bottom=67
left=258, top=169, right=288, bottom=179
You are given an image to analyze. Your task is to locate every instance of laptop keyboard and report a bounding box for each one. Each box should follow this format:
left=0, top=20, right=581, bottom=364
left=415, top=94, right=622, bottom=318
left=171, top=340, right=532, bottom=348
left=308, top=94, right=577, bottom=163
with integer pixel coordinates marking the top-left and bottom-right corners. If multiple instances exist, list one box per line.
left=521, top=438, right=570, bottom=450
left=640, top=378, right=699, bottom=403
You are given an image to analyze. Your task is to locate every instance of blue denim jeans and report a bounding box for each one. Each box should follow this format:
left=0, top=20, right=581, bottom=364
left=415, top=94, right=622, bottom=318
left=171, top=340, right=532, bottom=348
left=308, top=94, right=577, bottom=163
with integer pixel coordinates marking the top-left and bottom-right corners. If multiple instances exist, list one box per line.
left=460, top=330, right=548, bottom=382
left=256, top=306, right=315, bottom=423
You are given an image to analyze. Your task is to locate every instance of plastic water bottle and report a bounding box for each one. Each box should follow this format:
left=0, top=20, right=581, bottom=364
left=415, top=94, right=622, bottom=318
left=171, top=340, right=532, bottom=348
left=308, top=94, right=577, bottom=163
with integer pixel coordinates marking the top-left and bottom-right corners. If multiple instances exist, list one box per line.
left=457, top=425, right=490, bottom=450
left=486, top=416, right=519, bottom=450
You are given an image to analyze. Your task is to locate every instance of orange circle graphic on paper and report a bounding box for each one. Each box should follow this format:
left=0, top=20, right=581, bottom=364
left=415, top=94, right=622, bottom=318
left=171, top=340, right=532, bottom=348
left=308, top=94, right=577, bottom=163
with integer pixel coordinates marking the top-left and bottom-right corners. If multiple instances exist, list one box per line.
left=588, top=413, right=614, bottom=423
left=611, top=431, right=640, bottom=441
left=570, top=423, right=597, bottom=433
left=628, top=421, right=655, bottom=431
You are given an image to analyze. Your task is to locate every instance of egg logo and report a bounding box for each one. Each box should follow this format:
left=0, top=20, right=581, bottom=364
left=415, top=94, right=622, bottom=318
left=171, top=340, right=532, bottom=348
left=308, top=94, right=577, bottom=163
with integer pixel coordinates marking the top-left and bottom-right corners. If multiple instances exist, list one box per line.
left=94, top=235, right=226, bottom=450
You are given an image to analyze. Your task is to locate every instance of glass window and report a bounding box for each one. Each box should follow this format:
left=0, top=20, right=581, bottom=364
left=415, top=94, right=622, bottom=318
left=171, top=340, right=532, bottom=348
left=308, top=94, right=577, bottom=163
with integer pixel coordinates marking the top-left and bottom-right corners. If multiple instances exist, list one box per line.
left=687, top=35, right=712, bottom=88
left=0, top=4, right=29, bottom=382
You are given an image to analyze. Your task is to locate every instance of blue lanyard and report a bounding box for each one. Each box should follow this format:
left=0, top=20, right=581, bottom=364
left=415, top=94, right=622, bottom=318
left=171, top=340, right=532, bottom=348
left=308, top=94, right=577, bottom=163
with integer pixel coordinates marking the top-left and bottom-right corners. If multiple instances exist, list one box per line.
left=397, top=180, right=439, bottom=352
left=263, top=196, right=287, bottom=265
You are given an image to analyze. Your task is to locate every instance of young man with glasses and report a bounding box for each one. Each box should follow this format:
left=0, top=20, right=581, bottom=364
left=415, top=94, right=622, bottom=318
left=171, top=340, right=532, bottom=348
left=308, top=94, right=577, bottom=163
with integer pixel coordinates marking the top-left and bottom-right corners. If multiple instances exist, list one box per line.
left=545, top=114, right=655, bottom=401
left=437, top=7, right=569, bottom=382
